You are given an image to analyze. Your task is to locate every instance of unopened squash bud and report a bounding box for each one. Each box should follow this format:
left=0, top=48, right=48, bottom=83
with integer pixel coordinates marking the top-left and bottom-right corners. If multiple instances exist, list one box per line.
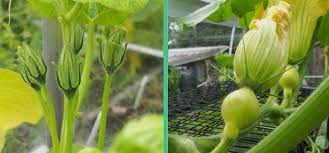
left=234, top=3, right=289, bottom=91
left=70, top=24, right=84, bottom=54
left=98, top=27, right=127, bottom=74
left=279, top=65, right=299, bottom=98
left=57, top=44, right=81, bottom=98
left=17, top=43, right=47, bottom=90
left=285, top=0, right=329, bottom=63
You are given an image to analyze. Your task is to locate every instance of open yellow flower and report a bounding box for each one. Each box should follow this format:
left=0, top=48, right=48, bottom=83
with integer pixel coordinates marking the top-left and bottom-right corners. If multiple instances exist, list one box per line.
left=0, top=69, right=43, bottom=152
left=283, top=0, right=329, bottom=63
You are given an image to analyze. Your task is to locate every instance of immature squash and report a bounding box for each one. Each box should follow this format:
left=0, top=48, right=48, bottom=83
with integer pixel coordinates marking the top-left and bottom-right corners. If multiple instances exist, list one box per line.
left=279, top=65, right=299, bottom=98
left=234, top=2, right=290, bottom=91
left=221, top=87, right=259, bottom=138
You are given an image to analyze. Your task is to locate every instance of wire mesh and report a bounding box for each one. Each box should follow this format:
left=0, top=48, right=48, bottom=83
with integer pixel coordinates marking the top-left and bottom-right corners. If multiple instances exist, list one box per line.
left=169, top=81, right=315, bottom=153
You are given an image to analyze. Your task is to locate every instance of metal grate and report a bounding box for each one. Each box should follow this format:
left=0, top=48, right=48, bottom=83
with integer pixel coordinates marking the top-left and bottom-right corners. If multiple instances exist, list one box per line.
left=169, top=81, right=315, bottom=153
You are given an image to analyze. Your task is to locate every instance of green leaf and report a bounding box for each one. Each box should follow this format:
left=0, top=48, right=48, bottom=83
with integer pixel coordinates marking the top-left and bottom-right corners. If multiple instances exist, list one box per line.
left=237, top=11, right=255, bottom=29
left=208, top=0, right=234, bottom=22
left=108, top=115, right=163, bottom=153
left=215, top=52, right=234, bottom=69
left=0, top=69, right=43, bottom=151
left=315, top=135, right=329, bottom=150
left=131, top=0, right=163, bottom=22
left=317, top=12, right=329, bottom=46
left=169, top=135, right=200, bottom=153
left=78, top=148, right=102, bottom=153
left=180, top=0, right=226, bottom=26
left=73, top=0, right=149, bottom=14
left=169, top=0, right=207, bottom=18
left=28, top=0, right=57, bottom=18
left=231, top=0, right=263, bottom=17
left=93, top=9, right=129, bottom=25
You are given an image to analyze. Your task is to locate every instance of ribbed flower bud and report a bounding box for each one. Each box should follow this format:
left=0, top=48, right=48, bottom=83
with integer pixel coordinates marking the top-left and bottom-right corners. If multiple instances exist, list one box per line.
left=17, top=43, right=47, bottom=90
left=285, top=0, right=329, bottom=63
left=234, top=3, right=289, bottom=91
left=57, top=44, right=81, bottom=98
left=98, top=27, right=127, bottom=74
left=70, top=24, right=84, bottom=54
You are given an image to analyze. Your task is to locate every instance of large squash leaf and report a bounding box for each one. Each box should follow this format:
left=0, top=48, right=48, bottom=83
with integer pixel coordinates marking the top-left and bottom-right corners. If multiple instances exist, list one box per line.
left=73, top=0, right=149, bottom=14
left=27, top=0, right=58, bottom=18
left=179, top=0, right=226, bottom=26
left=231, top=0, right=264, bottom=17
left=0, top=69, right=43, bottom=151
left=208, top=0, right=234, bottom=22
left=93, top=9, right=129, bottom=25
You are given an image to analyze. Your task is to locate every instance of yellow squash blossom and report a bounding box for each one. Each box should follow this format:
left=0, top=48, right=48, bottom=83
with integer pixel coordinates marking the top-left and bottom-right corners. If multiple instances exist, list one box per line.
left=284, top=0, right=329, bottom=63
left=234, top=2, right=290, bottom=91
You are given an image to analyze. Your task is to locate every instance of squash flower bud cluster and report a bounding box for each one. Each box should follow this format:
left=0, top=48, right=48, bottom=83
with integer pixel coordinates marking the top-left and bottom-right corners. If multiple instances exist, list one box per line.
left=57, top=44, right=81, bottom=98
left=234, top=2, right=290, bottom=91
left=98, top=27, right=127, bottom=74
left=285, top=0, right=329, bottom=63
left=17, top=43, right=47, bottom=90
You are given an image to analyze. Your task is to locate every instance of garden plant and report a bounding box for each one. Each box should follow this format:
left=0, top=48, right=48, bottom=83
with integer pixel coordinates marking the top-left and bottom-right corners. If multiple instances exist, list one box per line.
left=169, top=0, right=329, bottom=152
left=0, top=0, right=164, bottom=153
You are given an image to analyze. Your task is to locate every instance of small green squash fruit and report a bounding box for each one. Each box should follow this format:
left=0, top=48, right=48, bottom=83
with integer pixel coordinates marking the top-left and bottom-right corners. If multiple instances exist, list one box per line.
left=221, top=87, right=260, bottom=132
left=279, top=65, right=299, bottom=98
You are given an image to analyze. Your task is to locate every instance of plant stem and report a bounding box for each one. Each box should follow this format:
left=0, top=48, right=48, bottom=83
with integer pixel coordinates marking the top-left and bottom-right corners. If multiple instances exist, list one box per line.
left=210, top=136, right=235, bottom=153
left=60, top=95, right=76, bottom=153
left=40, top=85, right=60, bottom=153
left=65, top=3, right=82, bottom=21
left=77, top=21, right=95, bottom=112
left=248, top=75, right=329, bottom=153
left=98, top=74, right=113, bottom=151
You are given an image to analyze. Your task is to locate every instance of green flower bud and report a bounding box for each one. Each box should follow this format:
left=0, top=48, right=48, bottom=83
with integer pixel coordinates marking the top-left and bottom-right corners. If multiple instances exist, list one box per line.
left=17, top=43, right=47, bottom=90
left=98, top=27, right=127, bottom=74
left=234, top=4, right=289, bottom=91
left=70, top=24, right=84, bottom=54
left=57, top=44, right=81, bottom=98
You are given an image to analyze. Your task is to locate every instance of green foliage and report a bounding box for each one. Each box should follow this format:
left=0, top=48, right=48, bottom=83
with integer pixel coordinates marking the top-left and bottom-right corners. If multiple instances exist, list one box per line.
left=169, top=68, right=181, bottom=95
left=0, top=1, right=41, bottom=70
left=92, top=9, right=128, bottom=25
left=208, top=0, right=234, bottom=22
left=237, top=11, right=254, bottom=29
left=231, top=0, right=263, bottom=17
left=28, top=0, right=57, bottom=18
left=73, top=0, right=149, bottom=14
left=180, top=0, right=225, bottom=26
left=169, top=135, right=200, bottom=153
left=215, top=52, right=234, bottom=69
left=108, top=115, right=163, bottom=153
left=78, top=148, right=102, bottom=153
left=317, top=12, right=329, bottom=46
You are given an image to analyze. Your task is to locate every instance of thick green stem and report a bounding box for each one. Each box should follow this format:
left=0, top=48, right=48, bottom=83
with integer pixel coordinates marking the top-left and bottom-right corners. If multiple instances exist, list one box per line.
left=248, top=76, right=329, bottom=153
left=77, top=21, right=95, bottom=112
left=98, top=74, right=113, bottom=151
left=210, top=136, right=235, bottom=153
left=40, top=85, right=60, bottom=153
left=60, top=95, right=76, bottom=153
